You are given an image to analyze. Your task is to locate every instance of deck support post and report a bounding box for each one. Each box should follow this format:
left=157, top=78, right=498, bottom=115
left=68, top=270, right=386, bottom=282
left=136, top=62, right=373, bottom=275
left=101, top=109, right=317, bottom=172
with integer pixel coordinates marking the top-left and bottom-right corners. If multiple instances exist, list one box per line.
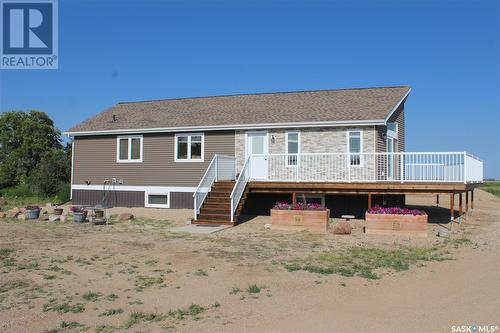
left=471, top=190, right=474, bottom=215
left=465, top=191, right=469, bottom=215
left=436, top=194, right=439, bottom=207
left=367, top=194, right=372, bottom=209
left=459, top=192, right=463, bottom=224
left=292, top=192, right=297, bottom=205
left=450, top=193, right=454, bottom=223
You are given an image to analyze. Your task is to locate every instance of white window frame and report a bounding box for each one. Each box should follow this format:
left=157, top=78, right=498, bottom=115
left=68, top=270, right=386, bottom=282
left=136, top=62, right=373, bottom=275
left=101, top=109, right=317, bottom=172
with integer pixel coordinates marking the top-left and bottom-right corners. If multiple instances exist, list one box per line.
left=347, top=130, right=363, bottom=167
left=174, top=133, right=204, bottom=162
left=116, top=135, right=143, bottom=163
left=145, top=190, right=170, bottom=208
left=296, top=193, right=325, bottom=206
left=285, top=131, right=300, bottom=167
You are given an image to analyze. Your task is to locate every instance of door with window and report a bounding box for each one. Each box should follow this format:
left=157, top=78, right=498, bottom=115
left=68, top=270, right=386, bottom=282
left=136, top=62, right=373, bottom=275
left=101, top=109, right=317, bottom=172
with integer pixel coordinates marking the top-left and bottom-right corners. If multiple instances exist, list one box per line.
left=246, top=132, right=268, bottom=180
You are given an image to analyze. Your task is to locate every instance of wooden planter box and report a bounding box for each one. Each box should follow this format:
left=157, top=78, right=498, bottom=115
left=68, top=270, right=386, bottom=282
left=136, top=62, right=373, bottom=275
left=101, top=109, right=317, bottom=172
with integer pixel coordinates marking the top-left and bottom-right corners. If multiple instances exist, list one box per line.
left=271, top=209, right=329, bottom=233
left=365, top=212, right=428, bottom=237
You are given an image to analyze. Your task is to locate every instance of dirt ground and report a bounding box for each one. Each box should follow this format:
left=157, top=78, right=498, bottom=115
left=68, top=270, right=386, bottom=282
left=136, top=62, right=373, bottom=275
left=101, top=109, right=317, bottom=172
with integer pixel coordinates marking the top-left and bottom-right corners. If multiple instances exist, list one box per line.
left=0, top=190, right=499, bottom=333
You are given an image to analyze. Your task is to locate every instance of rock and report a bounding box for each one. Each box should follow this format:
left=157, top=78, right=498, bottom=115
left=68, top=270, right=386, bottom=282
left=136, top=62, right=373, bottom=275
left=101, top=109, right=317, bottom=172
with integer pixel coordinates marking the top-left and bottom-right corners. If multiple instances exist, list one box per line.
left=119, top=213, right=134, bottom=221
left=264, top=223, right=271, bottom=229
left=17, top=214, right=27, bottom=220
left=19, top=207, right=26, bottom=214
left=60, top=215, right=67, bottom=223
left=6, top=208, right=20, bottom=218
left=0, top=212, right=6, bottom=218
left=333, top=221, right=352, bottom=235
left=49, top=215, right=60, bottom=222
left=38, top=214, right=49, bottom=221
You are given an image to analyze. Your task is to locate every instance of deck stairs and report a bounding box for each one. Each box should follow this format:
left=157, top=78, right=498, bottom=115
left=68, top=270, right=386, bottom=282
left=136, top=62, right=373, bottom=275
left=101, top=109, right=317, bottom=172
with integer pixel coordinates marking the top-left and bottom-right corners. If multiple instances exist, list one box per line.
left=192, top=180, right=248, bottom=225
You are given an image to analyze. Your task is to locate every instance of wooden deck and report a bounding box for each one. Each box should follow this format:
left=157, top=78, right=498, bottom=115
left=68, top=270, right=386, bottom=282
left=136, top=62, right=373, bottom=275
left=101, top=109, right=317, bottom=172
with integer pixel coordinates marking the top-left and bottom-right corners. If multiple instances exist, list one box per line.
left=248, top=181, right=481, bottom=194
left=248, top=181, right=481, bottom=222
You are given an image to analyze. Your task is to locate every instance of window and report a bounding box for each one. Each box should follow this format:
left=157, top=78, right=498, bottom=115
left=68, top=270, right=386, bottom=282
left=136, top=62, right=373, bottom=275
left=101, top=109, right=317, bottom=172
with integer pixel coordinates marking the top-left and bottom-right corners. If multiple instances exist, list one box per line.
left=348, top=130, right=362, bottom=166
left=117, top=136, right=143, bottom=162
left=145, top=191, right=169, bottom=208
left=175, top=133, right=204, bottom=162
left=286, top=132, right=300, bottom=166
left=387, top=122, right=398, bottom=139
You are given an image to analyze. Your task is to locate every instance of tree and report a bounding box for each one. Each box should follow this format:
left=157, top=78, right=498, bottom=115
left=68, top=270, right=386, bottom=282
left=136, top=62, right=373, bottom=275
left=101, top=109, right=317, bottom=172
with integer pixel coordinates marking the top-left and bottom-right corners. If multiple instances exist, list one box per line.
left=0, top=111, right=62, bottom=187
left=28, top=148, right=70, bottom=196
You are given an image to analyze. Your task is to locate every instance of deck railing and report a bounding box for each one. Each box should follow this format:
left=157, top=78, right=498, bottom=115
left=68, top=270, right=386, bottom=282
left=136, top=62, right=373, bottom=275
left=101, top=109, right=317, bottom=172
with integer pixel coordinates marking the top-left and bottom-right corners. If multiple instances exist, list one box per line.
left=230, top=155, right=251, bottom=223
left=247, top=152, right=483, bottom=183
left=193, top=154, right=236, bottom=220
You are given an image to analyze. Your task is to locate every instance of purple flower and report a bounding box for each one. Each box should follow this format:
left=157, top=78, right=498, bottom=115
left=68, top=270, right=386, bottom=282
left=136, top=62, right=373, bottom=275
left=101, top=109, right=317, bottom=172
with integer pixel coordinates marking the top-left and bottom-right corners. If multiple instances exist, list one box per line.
left=367, top=205, right=424, bottom=216
left=273, top=201, right=326, bottom=211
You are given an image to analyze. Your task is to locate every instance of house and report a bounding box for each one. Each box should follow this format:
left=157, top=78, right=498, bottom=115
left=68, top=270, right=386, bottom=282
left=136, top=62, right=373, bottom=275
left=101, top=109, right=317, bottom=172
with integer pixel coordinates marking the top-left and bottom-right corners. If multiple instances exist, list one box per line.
left=65, top=86, right=483, bottom=225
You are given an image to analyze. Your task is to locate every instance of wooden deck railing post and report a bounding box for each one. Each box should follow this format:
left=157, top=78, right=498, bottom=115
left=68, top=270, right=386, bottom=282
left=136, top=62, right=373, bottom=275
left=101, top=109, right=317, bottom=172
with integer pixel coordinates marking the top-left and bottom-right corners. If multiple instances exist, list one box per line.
left=368, top=194, right=372, bottom=209
left=292, top=192, right=297, bottom=205
left=436, top=194, right=439, bottom=207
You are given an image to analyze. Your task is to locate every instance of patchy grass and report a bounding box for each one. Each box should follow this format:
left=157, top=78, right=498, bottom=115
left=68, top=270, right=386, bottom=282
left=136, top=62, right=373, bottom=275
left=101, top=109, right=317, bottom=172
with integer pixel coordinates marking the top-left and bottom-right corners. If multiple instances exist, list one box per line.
left=0, top=248, right=14, bottom=260
left=285, top=246, right=451, bottom=279
left=106, top=293, right=119, bottom=301
left=82, top=291, right=102, bottom=302
left=123, top=311, right=166, bottom=329
left=168, top=304, right=206, bottom=320
left=99, top=308, right=124, bottom=316
left=43, top=321, right=88, bottom=333
left=247, top=284, right=261, bottom=294
left=95, top=325, right=116, bottom=333
left=43, top=299, right=85, bottom=313
left=230, top=287, right=241, bottom=295
left=0, top=279, right=29, bottom=293
left=446, top=237, right=473, bottom=248
left=134, top=275, right=164, bottom=291
left=482, top=181, right=500, bottom=198
left=194, top=269, right=208, bottom=276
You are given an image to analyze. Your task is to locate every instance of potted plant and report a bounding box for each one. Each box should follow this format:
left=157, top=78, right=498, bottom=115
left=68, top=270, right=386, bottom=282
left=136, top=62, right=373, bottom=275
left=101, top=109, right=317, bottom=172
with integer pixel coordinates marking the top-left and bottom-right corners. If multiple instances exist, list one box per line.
left=365, top=205, right=428, bottom=237
left=70, top=206, right=87, bottom=223
left=25, top=205, right=41, bottom=220
left=271, top=201, right=330, bottom=233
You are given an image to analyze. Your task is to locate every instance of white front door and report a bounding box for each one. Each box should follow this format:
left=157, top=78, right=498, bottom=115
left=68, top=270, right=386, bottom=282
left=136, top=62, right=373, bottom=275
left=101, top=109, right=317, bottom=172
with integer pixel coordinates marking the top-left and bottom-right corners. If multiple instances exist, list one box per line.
left=246, top=132, right=268, bottom=180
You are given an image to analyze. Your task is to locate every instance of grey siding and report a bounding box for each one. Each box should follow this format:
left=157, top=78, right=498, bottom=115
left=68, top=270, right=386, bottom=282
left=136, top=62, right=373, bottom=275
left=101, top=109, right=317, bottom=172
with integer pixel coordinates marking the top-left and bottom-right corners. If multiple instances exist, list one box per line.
left=376, top=100, right=406, bottom=153
left=72, top=190, right=145, bottom=207
left=73, top=131, right=235, bottom=187
left=170, top=192, right=194, bottom=209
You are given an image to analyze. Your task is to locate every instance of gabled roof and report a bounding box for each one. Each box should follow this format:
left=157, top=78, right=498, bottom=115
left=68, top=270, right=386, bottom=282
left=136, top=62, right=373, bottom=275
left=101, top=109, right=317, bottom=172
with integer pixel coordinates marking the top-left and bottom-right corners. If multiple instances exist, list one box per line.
left=66, top=86, right=410, bottom=136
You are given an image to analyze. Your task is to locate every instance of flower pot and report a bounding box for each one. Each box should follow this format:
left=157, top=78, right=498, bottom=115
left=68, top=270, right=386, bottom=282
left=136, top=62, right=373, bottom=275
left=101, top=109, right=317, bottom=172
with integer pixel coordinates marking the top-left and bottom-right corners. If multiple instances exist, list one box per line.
left=53, top=208, right=63, bottom=215
left=94, top=210, right=104, bottom=218
left=26, top=209, right=40, bottom=220
left=271, top=209, right=330, bottom=233
left=73, top=212, right=87, bottom=223
left=365, top=212, right=428, bottom=237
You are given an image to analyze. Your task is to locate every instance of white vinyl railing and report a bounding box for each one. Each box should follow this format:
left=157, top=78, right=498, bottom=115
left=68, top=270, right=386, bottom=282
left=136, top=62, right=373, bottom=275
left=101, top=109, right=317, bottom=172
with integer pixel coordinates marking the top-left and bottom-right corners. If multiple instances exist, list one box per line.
left=247, top=152, right=483, bottom=183
left=230, top=156, right=251, bottom=223
left=193, top=155, right=236, bottom=220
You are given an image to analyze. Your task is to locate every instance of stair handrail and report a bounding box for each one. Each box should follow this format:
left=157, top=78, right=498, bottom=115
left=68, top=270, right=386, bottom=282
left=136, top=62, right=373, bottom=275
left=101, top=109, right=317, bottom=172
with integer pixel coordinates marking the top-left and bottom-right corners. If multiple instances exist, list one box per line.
left=229, top=155, right=251, bottom=223
left=193, top=154, right=218, bottom=221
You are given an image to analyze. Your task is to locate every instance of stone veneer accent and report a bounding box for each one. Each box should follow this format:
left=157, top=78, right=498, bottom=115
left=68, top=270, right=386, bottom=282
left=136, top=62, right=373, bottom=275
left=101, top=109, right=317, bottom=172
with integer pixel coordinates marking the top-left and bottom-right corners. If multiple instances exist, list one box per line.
left=235, top=126, right=376, bottom=180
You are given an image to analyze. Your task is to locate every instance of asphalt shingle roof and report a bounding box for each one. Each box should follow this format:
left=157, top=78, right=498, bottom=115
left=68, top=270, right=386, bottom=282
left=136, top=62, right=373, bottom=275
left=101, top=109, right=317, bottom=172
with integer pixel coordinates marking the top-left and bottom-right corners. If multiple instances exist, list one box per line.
left=67, top=86, right=410, bottom=133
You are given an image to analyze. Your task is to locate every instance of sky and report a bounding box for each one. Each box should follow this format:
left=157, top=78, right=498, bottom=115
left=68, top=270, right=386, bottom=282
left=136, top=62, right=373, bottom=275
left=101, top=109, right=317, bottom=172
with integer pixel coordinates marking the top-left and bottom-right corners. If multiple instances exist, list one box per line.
left=0, top=0, right=499, bottom=178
